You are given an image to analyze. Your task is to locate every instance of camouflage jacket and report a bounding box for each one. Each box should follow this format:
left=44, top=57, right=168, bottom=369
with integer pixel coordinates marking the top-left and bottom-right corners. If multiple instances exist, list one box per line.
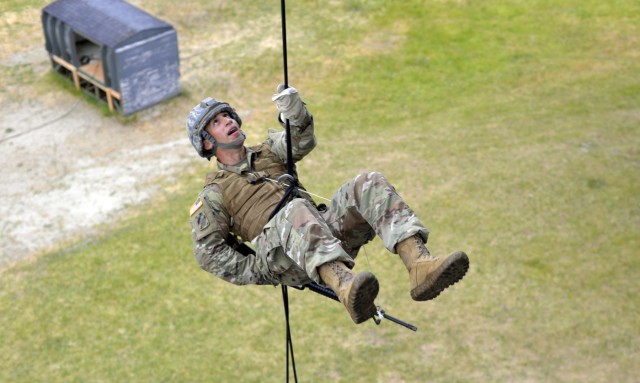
left=189, top=113, right=317, bottom=285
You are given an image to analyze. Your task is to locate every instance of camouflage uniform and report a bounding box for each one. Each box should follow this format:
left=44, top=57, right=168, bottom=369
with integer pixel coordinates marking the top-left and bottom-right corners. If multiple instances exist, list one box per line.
left=190, top=113, right=428, bottom=287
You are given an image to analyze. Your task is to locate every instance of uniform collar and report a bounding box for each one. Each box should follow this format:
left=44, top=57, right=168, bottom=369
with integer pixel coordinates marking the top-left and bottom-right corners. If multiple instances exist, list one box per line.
left=216, top=147, right=257, bottom=174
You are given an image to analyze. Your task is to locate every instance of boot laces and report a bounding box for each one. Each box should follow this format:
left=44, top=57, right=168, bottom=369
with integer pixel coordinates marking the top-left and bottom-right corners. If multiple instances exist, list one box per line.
left=412, top=235, right=432, bottom=259
left=330, top=262, right=354, bottom=287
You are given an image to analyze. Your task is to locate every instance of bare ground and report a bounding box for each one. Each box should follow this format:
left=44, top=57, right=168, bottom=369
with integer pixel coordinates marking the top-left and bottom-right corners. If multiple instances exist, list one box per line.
left=0, top=4, right=281, bottom=269
left=0, top=45, right=193, bottom=268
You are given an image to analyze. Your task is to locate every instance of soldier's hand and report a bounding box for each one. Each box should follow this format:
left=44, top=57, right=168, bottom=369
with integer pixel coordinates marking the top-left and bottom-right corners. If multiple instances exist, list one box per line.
left=272, top=84, right=307, bottom=125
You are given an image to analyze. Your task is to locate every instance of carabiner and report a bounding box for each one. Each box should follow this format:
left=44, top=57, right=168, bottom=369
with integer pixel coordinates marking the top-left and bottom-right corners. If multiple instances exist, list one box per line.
left=277, top=173, right=295, bottom=188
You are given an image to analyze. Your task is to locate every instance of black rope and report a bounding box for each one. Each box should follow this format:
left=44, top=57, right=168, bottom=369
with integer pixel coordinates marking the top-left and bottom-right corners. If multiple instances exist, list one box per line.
left=275, top=1, right=299, bottom=381
left=281, top=284, right=298, bottom=383
left=269, top=1, right=420, bottom=378
left=280, top=0, right=289, bottom=89
left=280, top=0, right=295, bottom=178
left=266, top=1, right=419, bottom=379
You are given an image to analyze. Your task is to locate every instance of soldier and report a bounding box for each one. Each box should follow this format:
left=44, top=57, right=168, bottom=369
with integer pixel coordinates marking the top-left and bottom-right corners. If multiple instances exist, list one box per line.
left=186, top=85, right=469, bottom=324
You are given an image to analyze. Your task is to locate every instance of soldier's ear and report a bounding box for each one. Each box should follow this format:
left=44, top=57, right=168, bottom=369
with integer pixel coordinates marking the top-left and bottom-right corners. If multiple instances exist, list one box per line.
left=203, top=140, right=214, bottom=150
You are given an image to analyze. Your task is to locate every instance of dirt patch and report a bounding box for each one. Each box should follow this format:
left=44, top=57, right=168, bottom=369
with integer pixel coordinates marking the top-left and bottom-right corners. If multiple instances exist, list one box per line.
left=0, top=46, right=193, bottom=268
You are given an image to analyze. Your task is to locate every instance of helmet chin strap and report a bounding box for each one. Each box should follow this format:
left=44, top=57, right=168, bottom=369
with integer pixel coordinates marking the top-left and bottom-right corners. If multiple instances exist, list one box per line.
left=216, top=132, right=246, bottom=149
left=202, top=130, right=246, bottom=151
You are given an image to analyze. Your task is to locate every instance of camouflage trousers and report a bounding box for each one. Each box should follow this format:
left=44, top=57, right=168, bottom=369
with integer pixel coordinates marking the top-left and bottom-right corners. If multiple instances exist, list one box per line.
left=251, top=172, right=428, bottom=286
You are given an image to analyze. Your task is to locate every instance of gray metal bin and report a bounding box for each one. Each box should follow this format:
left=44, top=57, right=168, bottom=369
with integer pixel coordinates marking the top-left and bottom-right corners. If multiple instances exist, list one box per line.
left=42, top=0, right=180, bottom=115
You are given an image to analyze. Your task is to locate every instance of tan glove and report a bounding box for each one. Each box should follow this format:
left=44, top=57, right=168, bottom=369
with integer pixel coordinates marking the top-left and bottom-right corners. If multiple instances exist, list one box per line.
left=272, top=84, right=308, bottom=126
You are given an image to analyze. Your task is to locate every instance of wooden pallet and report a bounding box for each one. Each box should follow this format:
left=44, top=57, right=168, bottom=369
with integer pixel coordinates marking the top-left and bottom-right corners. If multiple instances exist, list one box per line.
left=51, top=55, right=121, bottom=112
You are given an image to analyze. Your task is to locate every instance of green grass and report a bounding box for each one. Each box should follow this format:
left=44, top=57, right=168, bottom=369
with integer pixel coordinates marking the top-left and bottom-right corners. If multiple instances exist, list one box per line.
left=1, top=0, right=639, bottom=382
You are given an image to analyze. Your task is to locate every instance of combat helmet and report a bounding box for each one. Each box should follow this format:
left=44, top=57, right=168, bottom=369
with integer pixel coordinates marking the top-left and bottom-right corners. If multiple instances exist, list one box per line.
left=186, top=97, right=244, bottom=160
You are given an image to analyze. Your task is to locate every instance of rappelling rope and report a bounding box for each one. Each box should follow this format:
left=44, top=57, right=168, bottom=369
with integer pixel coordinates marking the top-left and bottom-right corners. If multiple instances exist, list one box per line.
left=270, top=1, right=418, bottom=379
left=271, top=1, right=299, bottom=382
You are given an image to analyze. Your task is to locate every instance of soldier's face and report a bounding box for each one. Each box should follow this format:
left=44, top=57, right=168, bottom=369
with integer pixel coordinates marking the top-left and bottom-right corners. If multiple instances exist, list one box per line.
left=205, top=112, right=243, bottom=144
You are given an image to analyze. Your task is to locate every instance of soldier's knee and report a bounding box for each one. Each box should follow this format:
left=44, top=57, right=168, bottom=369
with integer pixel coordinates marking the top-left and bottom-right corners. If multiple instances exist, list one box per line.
left=368, top=171, right=385, bottom=182
left=354, top=171, right=391, bottom=191
left=356, top=171, right=385, bottom=182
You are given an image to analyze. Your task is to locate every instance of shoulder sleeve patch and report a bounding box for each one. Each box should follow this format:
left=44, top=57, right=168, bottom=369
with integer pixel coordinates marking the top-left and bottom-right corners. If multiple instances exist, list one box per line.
left=189, top=193, right=223, bottom=241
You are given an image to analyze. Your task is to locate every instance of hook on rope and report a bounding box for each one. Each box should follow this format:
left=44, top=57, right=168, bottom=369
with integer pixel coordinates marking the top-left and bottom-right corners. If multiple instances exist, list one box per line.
left=294, top=282, right=418, bottom=331
left=373, top=306, right=384, bottom=325
left=373, top=305, right=418, bottom=332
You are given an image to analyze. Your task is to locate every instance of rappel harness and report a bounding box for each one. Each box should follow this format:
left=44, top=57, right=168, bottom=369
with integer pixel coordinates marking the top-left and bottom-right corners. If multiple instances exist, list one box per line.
left=228, top=2, right=416, bottom=382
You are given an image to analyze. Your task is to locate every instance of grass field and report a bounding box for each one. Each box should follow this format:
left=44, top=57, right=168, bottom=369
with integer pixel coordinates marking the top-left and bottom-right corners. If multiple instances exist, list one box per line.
left=1, top=0, right=639, bottom=382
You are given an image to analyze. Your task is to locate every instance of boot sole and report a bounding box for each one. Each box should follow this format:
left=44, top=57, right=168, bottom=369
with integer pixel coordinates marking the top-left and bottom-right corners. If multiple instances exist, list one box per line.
left=411, top=251, right=469, bottom=301
left=347, top=272, right=380, bottom=324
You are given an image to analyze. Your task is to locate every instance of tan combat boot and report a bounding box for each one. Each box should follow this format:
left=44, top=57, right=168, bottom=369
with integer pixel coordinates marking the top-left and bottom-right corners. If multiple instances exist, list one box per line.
left=318, top=261, right=379, bottom=324
left=396, top=235, right=469, bottom=301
